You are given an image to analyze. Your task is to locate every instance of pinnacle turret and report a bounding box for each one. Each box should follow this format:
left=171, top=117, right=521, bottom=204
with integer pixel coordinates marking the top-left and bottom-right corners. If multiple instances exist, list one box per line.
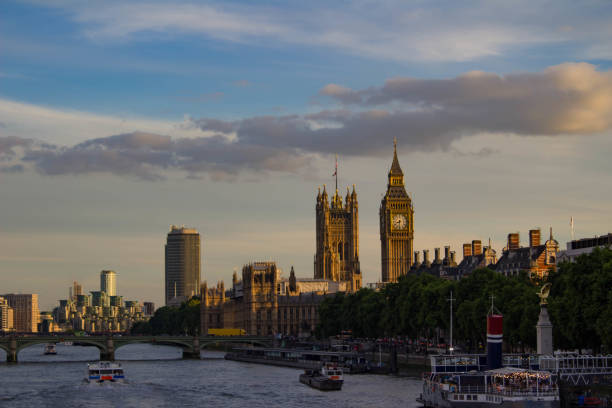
left=389, top=137, right=404, bottom=177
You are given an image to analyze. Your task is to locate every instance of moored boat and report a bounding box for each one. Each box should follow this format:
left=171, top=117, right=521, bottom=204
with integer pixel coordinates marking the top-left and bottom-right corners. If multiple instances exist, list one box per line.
left=418, top=312, right=560, bottom=407
left=299, top=363, right=344, bottom=391
left=86, top=361, right=125, bottom=383
left=44, top=344, right=57, bottom=355
left=418, top=367, right=560, bottom=407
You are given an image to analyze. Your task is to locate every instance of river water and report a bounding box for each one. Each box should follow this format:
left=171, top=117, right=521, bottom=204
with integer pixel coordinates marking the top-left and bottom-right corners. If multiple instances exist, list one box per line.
left=0, top=344, right=424, bottom=407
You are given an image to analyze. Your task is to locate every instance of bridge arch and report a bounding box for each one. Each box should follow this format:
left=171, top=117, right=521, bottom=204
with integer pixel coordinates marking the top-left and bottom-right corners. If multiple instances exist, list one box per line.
left=113, top=342, right=186, bottom=360
left=16, top=338, right=107, bottom=355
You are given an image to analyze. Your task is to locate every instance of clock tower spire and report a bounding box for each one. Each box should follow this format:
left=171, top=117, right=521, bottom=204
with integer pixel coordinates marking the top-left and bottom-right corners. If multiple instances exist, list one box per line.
left=380, top=139, right=414, bottom=283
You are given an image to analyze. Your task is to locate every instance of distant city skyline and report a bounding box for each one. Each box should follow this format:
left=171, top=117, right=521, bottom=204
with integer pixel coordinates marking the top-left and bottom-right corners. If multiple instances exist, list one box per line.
left=1, top=0, right=611, bottom=309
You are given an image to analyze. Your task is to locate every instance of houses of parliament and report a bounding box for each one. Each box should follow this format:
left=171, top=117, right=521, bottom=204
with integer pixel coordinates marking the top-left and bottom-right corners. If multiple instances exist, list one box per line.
left=200, top=141, right=415, bottom=336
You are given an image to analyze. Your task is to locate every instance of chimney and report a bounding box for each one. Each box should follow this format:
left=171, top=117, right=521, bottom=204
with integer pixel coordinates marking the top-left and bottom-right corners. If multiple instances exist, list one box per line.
left=434, top=248, right=441, bottom=264
left=423, top=250, right=430, bottom=265
left=450, top=251, right=456, bottom=265
left=444, top=246, right=451, bottom=261
left=472, top=240, right=482, bottom=256
left=529, top=229, right=541, bottom=247
left=463, top=243, right=472, bottom=258
left=413, top=251, right=420, bottom=266
left=507, top=233, right=520, bottom=250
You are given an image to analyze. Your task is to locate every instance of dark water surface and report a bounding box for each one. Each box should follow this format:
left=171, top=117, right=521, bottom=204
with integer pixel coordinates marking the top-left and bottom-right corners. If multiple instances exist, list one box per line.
left=0, top=343, right=423, bottom=407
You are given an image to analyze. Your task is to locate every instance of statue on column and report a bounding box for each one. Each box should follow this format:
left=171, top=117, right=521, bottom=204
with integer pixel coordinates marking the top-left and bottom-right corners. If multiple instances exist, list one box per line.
left=536, top=283, right=553, bottom=355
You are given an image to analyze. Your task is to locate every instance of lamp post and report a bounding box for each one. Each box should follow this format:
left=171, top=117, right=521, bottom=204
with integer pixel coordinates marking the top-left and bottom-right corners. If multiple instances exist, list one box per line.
left=447, top=291, right=455, bottom=355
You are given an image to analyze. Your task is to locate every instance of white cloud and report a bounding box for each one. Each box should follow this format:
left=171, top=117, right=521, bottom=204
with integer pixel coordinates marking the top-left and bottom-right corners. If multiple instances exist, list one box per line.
left=0, top=98, right=219, bottom=145
left=23, top=0, right=570, bottom=63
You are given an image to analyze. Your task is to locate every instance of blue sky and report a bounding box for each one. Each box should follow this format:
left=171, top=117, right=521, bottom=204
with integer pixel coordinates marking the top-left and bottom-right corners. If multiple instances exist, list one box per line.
left=1, top=0, right=612, bottom=309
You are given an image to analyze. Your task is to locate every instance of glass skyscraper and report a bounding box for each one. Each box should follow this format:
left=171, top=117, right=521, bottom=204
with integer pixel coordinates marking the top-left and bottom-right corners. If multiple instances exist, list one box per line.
left=100, top=270, right=117, bottom=297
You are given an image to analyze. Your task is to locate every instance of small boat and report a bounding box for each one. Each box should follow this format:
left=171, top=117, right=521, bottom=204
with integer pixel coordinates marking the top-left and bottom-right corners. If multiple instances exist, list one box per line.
left=86, top=361, right=125, bottom=383
left=44, top=344, right=57, bottom=355
left=299, top=363, right=343, bottom=391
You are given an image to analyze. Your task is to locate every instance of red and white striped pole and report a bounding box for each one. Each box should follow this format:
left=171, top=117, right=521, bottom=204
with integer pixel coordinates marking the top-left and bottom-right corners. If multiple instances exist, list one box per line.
left=487, top=314, right=503, bottom=369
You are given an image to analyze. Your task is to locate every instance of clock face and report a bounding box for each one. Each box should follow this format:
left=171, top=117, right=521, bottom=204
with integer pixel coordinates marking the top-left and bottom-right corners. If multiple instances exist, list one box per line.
left=392, top=214, right=407, bottom=229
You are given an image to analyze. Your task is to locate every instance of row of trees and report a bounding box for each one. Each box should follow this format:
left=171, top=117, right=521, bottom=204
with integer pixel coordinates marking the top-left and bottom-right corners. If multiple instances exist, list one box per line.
left=317, top=247, right=612, bottom=352
left=131, top=297, right=200, bottom=335
left=317, top=268, right=539, bottom=351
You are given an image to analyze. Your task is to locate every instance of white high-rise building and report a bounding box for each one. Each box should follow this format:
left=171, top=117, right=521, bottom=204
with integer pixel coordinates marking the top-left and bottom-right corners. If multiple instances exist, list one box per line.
left=100, top=270, right=117, bottom=296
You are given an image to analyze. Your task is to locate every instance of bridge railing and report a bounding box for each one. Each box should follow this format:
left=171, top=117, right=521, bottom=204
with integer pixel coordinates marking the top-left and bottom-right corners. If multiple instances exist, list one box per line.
left=539, top=355, right=612, bottom=374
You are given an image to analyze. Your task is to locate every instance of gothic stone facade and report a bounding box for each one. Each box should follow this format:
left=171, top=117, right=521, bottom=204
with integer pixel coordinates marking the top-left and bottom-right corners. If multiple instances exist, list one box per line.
left=201, top=262, right=327, bottom=337
left=380, top=142, right=414, bottom=283
left=314, top=185, right=361, bottom=292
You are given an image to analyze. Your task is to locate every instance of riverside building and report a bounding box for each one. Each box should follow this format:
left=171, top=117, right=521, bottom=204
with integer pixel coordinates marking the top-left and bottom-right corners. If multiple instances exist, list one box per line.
left=165, top=225, right=201, bottom=306
left=0, top=297, right=15, bottom=333
left=494, top=229, right=559, bottom=279
left=557, top=232, right=612, bottom=263
left=0, top=294, right=39, bottom=332
left=201, top=262, right=337, bottom=337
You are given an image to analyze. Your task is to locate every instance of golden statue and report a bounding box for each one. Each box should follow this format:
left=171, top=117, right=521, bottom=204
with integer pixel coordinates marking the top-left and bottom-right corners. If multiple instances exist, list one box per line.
left=538, top=283, right=552, bottom=305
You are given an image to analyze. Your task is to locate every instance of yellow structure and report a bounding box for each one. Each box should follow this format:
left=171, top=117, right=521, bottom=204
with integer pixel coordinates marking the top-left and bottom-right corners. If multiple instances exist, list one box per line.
left=207, top=328, right=245, bottom=336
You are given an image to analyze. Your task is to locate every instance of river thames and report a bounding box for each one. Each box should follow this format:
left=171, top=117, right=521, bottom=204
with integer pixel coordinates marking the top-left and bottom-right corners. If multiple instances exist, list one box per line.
left=0, top=343, right=423, bottom=407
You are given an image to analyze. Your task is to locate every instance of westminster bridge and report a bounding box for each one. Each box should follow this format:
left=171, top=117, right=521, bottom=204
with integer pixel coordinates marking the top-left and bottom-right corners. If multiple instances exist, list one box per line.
left=0, top=335, right=272, bottom=363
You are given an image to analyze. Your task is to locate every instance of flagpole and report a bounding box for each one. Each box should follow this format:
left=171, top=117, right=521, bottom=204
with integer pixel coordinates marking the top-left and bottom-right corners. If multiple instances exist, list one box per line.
left=335, top=154, right=338, bottom=192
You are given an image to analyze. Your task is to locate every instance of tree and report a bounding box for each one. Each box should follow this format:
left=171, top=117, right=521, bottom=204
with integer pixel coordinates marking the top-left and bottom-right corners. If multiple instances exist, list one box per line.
left=548, top=247, right=612, bottom=353
left=146, top=296, right=201, bottom=335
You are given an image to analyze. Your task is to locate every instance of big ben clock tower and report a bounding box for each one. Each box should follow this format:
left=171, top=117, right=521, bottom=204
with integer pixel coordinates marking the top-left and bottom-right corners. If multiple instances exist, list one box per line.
left=380, top=139, right=414, bottom=283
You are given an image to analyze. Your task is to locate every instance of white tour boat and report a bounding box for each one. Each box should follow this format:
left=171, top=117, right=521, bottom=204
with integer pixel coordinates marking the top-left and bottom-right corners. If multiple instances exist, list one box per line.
left=87, top=361, right=126, bottom=383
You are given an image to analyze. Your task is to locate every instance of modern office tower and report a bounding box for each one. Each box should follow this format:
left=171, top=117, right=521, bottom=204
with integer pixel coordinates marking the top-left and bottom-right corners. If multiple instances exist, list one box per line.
left=100, top=270, right=117, bottom=296
left=0, top=294, right=39, bottom=332
left=165, top=225, right=201, bottom=305
left=143, top=302, right=155, bottom=316
left=0, top=296, right=15, bottom=332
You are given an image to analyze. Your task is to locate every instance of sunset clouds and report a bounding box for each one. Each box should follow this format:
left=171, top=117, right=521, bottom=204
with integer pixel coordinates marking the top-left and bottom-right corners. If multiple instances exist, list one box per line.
left=3, top=63, right=611, bottom=180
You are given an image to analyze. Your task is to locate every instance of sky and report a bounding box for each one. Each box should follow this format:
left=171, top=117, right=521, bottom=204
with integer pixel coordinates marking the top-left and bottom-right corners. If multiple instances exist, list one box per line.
left=1, top=0, right=612, bottom=310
